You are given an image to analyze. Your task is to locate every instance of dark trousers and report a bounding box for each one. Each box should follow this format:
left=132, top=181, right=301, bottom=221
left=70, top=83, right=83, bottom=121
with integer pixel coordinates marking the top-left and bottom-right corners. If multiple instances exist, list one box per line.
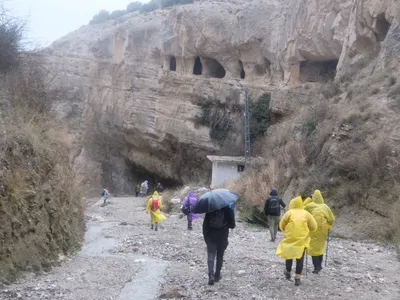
left=188, top=219, right=193, bottom=230
left=206, top=241, right=227, bottom=277
left=285, top=251, right=305, bottom=275
left=312, top=255, right=323, bottom=270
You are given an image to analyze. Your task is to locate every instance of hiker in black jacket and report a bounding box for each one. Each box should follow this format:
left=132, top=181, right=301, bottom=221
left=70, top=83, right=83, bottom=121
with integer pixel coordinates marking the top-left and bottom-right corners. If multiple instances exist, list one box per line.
left=264, top=188, right=286, bottom=242
left=203, top=206, right=236, bottom=285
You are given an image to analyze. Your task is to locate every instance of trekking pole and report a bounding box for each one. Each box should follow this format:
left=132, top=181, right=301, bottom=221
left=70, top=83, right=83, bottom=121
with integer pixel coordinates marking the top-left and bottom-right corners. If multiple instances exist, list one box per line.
left=325, top=230, right=330, bottom=267
left=305, top=248, right=308, bottom=278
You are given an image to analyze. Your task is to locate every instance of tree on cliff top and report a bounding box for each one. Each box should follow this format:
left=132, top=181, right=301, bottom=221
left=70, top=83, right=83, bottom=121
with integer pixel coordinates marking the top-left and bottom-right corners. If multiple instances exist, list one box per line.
left=0, top=2, right=24, bottom=72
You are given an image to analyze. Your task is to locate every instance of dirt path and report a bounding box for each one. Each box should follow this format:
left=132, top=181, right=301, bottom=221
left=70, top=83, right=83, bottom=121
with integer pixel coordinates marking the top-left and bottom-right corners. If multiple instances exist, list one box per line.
left=1, top=197, right=399, bottom=299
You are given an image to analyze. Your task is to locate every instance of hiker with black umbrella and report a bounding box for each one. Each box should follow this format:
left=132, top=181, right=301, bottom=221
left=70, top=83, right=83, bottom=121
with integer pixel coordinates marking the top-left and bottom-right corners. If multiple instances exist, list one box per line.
left=192, top=188, right=237, bottom=285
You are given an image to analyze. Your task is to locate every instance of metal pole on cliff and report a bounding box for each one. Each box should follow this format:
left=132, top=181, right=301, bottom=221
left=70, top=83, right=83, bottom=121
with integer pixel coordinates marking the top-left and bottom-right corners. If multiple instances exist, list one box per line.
left=244, top=87, right=251, bottom=166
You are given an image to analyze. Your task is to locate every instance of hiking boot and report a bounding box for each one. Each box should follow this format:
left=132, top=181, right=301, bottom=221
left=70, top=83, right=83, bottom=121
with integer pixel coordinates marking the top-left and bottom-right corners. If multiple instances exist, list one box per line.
left=312, top=267, right=322, bottom=274
left=284, top=270, right=291, bottom=280
left=208, top=275, right=215, bottom=285
left=295, top=277, right=301, bottom=286
left=214, top=273, right=222, bottom=283
left=150, top=225, right=153, bottom=230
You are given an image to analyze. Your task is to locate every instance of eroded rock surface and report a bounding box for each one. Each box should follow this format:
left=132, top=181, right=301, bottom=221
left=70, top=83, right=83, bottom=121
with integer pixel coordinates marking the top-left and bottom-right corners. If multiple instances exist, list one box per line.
left=40, top=0, right=400, bottom=193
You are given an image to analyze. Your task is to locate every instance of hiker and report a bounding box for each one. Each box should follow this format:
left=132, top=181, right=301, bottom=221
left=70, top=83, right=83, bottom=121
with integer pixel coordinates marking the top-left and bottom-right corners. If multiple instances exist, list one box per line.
left=304, top=189, right=335, bottom=274
left=155, top=182, right=164, bottom=193
left=276, top=196, right=317, bottom=286
left=135, top=184, right=140, bottom=197
left=140, top=180, right=148, bottom=197
left=181, top=191, right=201, bottom=230
left=101, top=187, right=110, bottom=205
left=145, top=191, right=166, bottom=231
left=203, top=206, right=236, bottom=285
left=264, top=188, right=286, bottom=242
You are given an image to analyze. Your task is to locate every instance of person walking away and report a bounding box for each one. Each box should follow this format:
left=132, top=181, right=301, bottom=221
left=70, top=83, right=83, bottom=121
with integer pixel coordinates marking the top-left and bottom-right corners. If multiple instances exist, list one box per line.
left=203, top=206, right=235, bottom=285
left=264, top=188, right=286, bottom=242
left=140, top=180, right=149, bottom=197
left=181, top=191, right=201, bottom=230
left=276, top=196, right=317, bottom=286
left=135, top=184, right=140, bottom=197
left=101, top=187, right=110, bottom=206
left=155, top=182, right=164, bottom=193
left=304, top=189, right=335, bottom=274
left=146, top=191, right=167, bottom=231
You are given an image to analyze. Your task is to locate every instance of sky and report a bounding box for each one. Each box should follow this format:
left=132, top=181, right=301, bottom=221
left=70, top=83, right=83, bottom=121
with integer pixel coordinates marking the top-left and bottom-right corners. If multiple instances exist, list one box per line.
left=9, top=0, right=150, bottom=48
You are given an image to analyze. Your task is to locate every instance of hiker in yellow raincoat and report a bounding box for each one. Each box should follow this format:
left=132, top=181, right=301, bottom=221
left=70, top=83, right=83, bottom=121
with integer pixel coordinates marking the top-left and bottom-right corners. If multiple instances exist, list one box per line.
left=146, top=191, right=166, bottom=231
left=304, top=189, right=335, bottom=274
left=276, top=196, right=317, bottom=286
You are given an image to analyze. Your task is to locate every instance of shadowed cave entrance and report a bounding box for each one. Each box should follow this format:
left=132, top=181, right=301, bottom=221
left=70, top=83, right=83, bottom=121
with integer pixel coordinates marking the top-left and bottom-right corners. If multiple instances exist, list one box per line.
left=193, top=56, right=202, bottom=75
left=203, top=58, right=226, bottom=78
left=300, top=59, right=338, bottom=82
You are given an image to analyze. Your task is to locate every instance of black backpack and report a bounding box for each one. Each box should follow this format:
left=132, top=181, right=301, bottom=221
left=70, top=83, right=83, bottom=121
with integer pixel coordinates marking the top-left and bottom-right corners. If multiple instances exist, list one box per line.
left=101, top=190, right=105, bottom=197
left=181, top=200, right=191, bottom=215
left=208, top=210, right=227, bottom=229
left=268, top=197, right=281, bottom=216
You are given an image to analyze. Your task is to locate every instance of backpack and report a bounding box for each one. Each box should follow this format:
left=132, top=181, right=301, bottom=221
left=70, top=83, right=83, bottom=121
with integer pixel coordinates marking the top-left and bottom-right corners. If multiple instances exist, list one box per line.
left=208, top=210, right=227, bottom=229
left=268, top=197, right=280, bottom=216
left=151, top=198, right=159, bottom=211
left=101, top=190, right=105, bottom=197
left=181, top=199, right=191, bottom=215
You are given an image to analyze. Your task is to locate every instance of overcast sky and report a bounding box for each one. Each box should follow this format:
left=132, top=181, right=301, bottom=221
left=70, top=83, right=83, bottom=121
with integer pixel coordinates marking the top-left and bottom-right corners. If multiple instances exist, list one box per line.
left=9, top=0, right=150, bottom=48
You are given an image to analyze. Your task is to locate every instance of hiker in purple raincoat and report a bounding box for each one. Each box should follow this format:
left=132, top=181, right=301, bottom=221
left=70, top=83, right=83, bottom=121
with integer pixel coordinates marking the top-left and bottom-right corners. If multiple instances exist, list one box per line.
left=181, top=191, right=202, bottom=230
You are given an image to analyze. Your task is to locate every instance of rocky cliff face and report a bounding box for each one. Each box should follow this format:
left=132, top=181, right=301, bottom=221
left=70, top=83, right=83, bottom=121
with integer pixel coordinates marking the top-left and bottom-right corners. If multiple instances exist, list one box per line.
left=40, top=0, right=400, bottom=194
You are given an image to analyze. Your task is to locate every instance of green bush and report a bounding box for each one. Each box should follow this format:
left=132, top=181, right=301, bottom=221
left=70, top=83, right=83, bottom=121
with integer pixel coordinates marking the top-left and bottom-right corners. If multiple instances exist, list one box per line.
left=196, top=98, right=235, bottom=143
left=249, top=93, right=271, bottom=141
left=301, top=117, right=317, bottom=136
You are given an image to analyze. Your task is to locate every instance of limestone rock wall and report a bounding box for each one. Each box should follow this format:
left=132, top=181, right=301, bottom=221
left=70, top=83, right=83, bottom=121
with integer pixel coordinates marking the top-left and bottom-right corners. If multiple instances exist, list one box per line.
left=41, top=0, right=400, bottom=194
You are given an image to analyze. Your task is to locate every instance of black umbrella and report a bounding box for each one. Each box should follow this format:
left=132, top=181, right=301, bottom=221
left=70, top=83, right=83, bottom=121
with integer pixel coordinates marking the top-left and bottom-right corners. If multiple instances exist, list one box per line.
left=192, top=188, right=239, bottom=214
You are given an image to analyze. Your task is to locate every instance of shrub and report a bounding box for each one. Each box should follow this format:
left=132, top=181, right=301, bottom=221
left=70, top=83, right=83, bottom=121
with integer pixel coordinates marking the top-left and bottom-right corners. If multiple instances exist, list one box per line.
left=301, top=117, right=317, bottom=136
left=195, top=98, right=236, bottom=143
left=89, top=10, right=110, bottom=24
left=0, top=6, right=24, bottom=72
left=249, top=93, right=271, bottom=141
left=161, top=0, right=193, bottom=8
left=109, top=10, right=126, bottom=20
left=321, top=82, right=340, bottom=99
left=126, top=2, right=143, bottom=12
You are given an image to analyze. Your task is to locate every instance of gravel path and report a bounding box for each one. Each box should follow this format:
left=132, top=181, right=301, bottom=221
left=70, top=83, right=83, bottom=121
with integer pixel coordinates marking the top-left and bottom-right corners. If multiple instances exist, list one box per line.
left=1, top=197, right=399, bottom=299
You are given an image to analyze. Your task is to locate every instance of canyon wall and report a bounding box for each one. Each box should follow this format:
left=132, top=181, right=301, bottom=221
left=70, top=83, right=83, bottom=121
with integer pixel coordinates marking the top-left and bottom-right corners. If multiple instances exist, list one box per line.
left=40, top=0, right=400, bottom=194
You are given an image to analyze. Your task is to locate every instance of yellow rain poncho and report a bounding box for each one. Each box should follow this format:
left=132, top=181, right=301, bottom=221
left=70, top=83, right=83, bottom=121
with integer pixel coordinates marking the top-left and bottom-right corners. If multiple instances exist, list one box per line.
left=146, top=192, right=167, bottom=224
left=276, top=196, right=317, bottom=259
left=304, top=190, right=335, bottom=256
left=303, top=197, right=313, bottom=206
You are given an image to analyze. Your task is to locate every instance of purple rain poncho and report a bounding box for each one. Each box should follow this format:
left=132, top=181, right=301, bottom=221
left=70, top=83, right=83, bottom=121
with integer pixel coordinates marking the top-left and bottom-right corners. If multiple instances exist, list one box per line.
left=182, top=191, right=202, bottom=221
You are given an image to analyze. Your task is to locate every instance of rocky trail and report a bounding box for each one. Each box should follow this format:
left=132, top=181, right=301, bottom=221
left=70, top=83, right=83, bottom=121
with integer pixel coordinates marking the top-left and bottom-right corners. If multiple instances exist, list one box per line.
left=1, top=197, right=399, bottom=300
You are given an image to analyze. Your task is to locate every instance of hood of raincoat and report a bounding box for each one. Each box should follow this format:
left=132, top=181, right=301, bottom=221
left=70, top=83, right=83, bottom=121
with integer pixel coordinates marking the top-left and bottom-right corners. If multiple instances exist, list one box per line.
left=312, top=190, right=324, bottom=204
left=188, top=191, right=195, bottom=198
left=270, top=189, right=278, bottom=196
left=288, top=196, right=303, bottom=210
left=152, top=191, right=159, bottom=199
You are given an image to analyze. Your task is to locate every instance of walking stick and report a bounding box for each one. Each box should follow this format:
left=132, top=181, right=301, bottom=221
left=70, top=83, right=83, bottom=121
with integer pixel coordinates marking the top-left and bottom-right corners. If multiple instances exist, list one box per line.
left=325, top=230, right=330, bottom=267
left=305, top=248, right=308, bottom=278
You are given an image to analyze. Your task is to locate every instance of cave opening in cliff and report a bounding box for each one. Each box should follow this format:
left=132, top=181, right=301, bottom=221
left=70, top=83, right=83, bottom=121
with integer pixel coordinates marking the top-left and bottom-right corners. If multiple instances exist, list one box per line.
left=128, top=163, right=181, bottom=193
left=204, top=58, right=226, bottom=78
left=300, top=59, right=338, bottom=82
left=193, top=56, right=202, bottom=75
left=239, top=60, right=245, bottom=79
left=375, top=13, right=390, bottom=42
left=169, top=56, right=176, bottom=71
